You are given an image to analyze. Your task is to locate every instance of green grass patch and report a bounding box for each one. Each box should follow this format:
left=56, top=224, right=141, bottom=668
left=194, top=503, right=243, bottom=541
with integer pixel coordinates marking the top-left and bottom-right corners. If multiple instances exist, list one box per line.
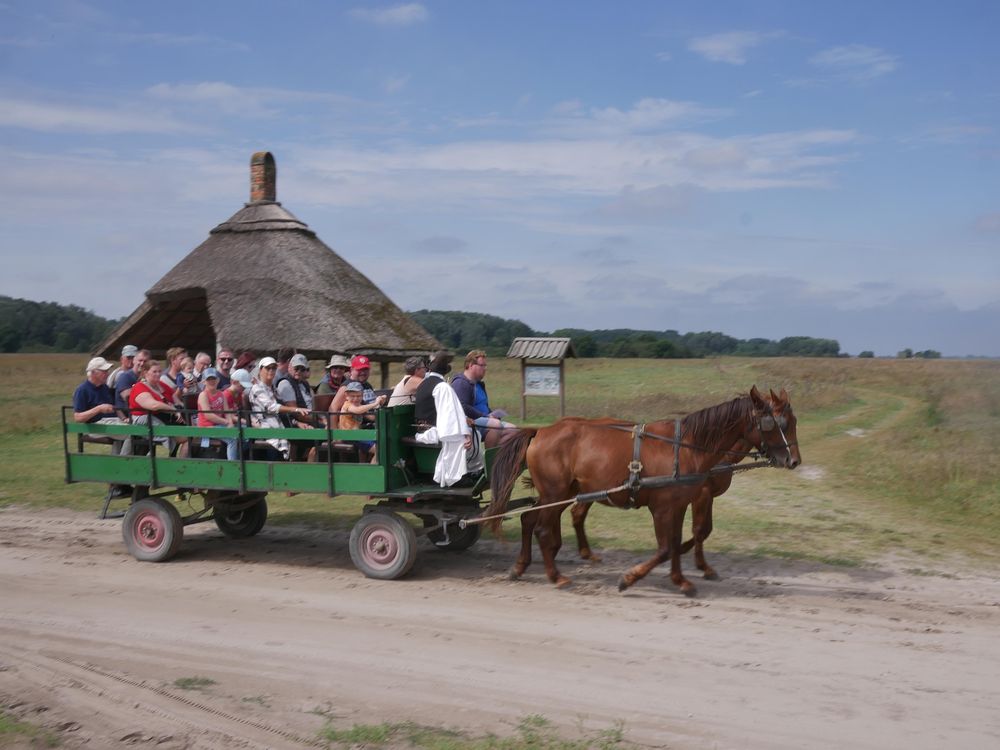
left=0, top=709, right=61, bottom=747
left=318, top=714, right=634, bottom=749
left=173, top=676, right=217, bottom=691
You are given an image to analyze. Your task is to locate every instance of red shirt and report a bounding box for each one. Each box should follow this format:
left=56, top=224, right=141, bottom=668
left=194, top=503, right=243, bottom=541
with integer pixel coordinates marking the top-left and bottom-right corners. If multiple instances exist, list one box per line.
left=129, top=381, right=174, bottom=417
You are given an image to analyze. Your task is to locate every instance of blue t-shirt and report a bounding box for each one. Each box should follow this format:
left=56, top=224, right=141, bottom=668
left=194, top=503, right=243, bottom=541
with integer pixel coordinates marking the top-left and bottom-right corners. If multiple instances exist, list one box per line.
left=72, top=380, right=114, bottom=423
left=114, top=370, right=139, bottom=410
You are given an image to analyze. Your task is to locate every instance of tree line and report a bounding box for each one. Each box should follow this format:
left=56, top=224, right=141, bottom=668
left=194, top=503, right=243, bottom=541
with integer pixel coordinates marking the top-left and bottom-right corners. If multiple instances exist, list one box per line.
left=0, top=298, right=933, bottom=360
left=410, top=310, right=843, bottom=358
left=0, top=296, right=118, bottom=353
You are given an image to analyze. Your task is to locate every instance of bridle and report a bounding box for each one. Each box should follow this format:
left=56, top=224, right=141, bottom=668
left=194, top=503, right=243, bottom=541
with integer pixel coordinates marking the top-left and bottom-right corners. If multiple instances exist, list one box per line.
left=752, top=408, right=797, bottom=462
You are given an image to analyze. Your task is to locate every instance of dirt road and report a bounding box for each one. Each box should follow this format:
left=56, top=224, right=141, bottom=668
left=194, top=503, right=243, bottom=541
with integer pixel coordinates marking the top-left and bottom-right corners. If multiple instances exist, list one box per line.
left=1, top=506, right=998, bottom=749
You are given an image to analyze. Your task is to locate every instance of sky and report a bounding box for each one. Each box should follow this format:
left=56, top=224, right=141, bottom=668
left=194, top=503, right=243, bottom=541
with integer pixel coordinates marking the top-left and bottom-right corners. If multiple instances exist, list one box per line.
left=0, top=1, right=998, bottom=357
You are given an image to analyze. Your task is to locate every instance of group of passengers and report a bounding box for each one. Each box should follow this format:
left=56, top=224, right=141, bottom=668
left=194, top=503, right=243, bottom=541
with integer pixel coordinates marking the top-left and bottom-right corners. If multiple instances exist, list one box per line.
left=72, top=344, right=513, bottom=482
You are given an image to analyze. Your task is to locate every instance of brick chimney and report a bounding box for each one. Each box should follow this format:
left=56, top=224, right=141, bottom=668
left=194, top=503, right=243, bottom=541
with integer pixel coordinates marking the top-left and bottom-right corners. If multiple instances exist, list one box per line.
left=249, top=151, right=276, bottom=203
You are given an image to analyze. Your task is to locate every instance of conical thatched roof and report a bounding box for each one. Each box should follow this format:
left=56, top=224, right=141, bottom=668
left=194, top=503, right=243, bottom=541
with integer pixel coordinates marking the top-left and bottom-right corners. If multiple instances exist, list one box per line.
left=97, top=152, right=440, bottom=364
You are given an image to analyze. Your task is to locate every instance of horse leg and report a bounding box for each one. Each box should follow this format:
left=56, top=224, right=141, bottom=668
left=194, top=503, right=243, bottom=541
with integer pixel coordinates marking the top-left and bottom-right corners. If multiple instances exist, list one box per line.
left=691, top=491, right=717, bottom=580
left=666, top=504, right=696, bottom=596
left=535, top=506, right=571, bottom=588
left=509, top=508, right=537, bottom=580
left=617, top=503, right=696, bottom=596
left=570, top=502, right=602, bottom=563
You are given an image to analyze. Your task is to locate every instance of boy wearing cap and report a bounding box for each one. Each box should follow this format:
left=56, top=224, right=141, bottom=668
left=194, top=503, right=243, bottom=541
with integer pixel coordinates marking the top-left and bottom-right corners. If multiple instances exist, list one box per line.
left=341, top=381, right=387, bottom=462
left=327, top=354, right=377, bottom=429
left=196, top=368, right=239, bottom=460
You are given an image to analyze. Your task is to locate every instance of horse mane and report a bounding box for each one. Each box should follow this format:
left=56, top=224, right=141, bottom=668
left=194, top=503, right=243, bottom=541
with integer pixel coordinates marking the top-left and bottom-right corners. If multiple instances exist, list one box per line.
left=677, top=395, right=751, bottom=452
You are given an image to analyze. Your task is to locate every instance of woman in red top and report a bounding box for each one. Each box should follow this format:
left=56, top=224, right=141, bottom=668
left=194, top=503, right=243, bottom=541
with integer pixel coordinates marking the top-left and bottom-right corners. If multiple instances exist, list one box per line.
left=196, top=368, right=239, bottom=460
left=129, top=359, right=188, bottom=457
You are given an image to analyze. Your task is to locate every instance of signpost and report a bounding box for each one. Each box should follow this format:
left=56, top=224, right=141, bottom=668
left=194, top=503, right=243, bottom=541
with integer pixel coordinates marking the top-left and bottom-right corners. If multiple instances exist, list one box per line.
left=506, top=338, right=576, bottom=420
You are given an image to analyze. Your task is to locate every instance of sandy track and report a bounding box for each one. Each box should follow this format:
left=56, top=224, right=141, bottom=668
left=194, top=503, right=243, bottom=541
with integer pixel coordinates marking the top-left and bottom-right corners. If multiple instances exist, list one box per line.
left=1, top=506, right=999, bottom=749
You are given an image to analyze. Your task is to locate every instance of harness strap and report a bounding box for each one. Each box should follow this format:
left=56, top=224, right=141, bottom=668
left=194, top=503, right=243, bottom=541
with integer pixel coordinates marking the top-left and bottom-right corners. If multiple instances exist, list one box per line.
left=626, top=423, right=645, bottom=508
left=673, top=418, right=682, bottom=480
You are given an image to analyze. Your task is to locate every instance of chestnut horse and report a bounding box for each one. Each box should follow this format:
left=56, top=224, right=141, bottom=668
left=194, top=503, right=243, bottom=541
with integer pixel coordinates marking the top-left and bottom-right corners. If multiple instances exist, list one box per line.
left=485, top=386, right=800, bottom=596
left=569, top=436, right=751, bottom=580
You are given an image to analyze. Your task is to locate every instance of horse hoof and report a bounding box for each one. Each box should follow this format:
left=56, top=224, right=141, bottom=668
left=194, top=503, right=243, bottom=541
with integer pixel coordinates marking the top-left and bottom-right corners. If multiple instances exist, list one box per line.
left=508, top=567, right=523, bottom=581
left=555, top=576, right=572, bottom=589
left=681, top=585, right=697, bottom=598
left=703, top=569, right=719, bottom=581
left=586, top=553, right=603, bottom=564
left=617, top=575, right=630, bottom=592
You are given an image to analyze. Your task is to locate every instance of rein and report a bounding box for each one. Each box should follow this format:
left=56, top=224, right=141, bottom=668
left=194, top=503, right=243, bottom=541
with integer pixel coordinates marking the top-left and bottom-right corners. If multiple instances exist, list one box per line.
left=461, top=457, right=775, bottom=529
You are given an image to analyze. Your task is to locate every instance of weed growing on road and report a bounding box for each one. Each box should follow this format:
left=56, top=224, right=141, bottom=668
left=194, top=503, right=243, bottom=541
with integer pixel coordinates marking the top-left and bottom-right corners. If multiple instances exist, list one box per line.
left=317, top=713, right=636, bottom=749
left=0, top=709, right=61, bottom=747
left=173, top=676, right=216, bottom=691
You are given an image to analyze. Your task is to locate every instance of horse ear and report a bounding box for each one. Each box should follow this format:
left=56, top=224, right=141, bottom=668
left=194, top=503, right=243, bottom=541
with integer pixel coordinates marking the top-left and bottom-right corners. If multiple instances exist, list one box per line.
left=750, top=385, right=765, bottom=407
left=779, top=387, right=789, bottom=402
left=769, top=387, right=780, bottom=402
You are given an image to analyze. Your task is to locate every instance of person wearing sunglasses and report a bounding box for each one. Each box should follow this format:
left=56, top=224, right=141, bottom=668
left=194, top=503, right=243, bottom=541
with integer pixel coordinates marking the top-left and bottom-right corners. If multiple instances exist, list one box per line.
left=215, top=348, right=235, bottom=388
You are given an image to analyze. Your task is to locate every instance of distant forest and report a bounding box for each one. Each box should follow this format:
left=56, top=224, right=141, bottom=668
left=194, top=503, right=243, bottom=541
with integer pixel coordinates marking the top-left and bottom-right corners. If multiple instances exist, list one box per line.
left=0, top=296, right=118, bottom=353
left=409, top=309, right=843, bottom=358
left=0, top=298, right=937, bottom=359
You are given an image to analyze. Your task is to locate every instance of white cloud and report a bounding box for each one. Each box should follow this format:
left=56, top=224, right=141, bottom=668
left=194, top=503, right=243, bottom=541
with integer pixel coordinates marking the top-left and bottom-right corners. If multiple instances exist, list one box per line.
left=145, top=81, right=358, bottom=118
left=809, top=45, right=898, bottom=81
left=0, top=96, right=198, bottom=134
left=349, top=3, right=428, bottom=26
left=547, top=97, right=727, bottom=137
left=688, top=31, right=779, bottom=64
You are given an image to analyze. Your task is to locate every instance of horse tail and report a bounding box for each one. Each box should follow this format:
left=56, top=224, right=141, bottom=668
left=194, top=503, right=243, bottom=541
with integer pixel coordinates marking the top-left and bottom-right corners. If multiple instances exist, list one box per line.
left=485, top=427, right=538, bottom=535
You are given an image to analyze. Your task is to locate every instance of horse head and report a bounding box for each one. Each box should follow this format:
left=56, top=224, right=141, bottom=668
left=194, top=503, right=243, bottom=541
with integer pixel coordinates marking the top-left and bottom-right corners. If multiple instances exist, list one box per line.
left=747, top=385, right=801, bottom=469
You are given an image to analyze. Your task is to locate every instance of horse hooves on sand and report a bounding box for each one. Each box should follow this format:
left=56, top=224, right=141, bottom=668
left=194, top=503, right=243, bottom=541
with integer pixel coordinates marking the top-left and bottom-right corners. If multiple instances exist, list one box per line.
left=554, top=576, right=572, bottom=588
left=508, top=567, right=523, bottom=581
left=681, top=584, right=697, bottom=597
left=703, top=570, right=719, bottom=580
left=617, top=574, right=631, bottom=592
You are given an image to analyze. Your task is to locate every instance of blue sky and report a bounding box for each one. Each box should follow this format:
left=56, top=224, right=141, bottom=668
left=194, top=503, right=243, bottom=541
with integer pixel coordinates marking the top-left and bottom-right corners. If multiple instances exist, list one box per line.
left=1, top=1, right=997, bottom=356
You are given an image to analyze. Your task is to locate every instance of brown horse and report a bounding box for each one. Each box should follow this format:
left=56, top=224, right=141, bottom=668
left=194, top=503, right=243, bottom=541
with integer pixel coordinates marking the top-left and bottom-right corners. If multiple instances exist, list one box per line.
left=486, top=386, right=800, bottom=596
left=569, top=436, right=751, bottom=580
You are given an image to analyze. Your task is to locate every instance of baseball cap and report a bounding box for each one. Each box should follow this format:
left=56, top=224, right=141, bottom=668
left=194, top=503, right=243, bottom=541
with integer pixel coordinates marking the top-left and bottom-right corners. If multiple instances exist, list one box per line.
left=345, top=381, right=364, bottom=392
left=290, top=353, right=309, bottom=369
left=86, top=356, right=113, bottom=373
left=325, top=354, right=351, bottom=370
left=121, top=344, right=138, bottom=357
left=230, top=368, right=252, bottom=387
left=202, top=367, right=219, bottom=380
left=258, top=356, right=278, bottom=369
left=351, top=354, right=371, bottom=370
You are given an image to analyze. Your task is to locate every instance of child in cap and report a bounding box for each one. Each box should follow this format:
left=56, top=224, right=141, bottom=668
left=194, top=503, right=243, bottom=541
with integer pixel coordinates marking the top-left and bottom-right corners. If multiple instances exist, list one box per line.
left=340, top=381, right=387, bottom=462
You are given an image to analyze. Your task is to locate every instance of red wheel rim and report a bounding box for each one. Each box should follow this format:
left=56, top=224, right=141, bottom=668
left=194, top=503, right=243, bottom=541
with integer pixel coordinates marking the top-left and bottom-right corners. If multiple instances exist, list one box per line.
left=132, top=510, right=166, bottom=550
left=359, top=524, right=399, bottom=571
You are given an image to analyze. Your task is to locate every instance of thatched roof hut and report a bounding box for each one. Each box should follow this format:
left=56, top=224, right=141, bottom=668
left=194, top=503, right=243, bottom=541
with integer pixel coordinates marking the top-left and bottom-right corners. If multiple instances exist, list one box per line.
left=96, top=152, right=440, bottom=381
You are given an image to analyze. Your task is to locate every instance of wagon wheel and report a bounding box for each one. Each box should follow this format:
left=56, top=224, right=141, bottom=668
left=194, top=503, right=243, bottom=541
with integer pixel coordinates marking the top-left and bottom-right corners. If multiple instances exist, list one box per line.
left=349, top=512, right=418, bottom=580
left=214, top=495, right=268, bottom=539
left=422, top=515, right=481, bottom=552
left=122, top=498, right=183, bottom=562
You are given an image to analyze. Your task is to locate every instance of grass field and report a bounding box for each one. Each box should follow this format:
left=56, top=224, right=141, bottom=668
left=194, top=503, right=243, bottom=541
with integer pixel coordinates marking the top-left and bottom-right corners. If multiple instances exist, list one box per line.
left=2, top=353, right=998, bottom=571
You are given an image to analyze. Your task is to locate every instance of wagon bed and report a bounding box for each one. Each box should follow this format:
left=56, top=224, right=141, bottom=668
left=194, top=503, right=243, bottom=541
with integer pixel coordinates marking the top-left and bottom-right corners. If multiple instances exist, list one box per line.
left=61, top=404, right=502, bottom=579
